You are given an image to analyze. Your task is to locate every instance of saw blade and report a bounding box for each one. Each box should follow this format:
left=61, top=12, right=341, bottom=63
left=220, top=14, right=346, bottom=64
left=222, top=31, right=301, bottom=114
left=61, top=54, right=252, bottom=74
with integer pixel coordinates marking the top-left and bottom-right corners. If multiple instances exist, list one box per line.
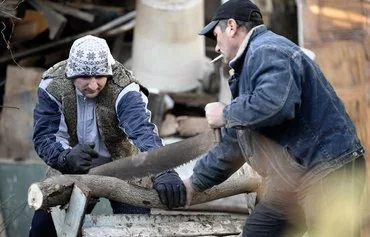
left=88, top=129, right=220, bottom=179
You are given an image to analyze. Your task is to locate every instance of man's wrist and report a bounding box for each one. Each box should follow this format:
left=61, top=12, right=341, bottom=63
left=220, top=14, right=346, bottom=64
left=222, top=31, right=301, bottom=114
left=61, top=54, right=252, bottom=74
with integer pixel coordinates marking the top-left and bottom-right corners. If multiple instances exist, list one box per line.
left=189, top=175, right=206, bottom=192
left=57, top=149, right=71, bottom=173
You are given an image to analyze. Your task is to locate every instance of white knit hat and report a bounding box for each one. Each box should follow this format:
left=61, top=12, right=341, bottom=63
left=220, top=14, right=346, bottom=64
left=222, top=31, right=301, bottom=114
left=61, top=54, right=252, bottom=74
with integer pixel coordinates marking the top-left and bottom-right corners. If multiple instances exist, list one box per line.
left=65, top=35, right=115, bottom=79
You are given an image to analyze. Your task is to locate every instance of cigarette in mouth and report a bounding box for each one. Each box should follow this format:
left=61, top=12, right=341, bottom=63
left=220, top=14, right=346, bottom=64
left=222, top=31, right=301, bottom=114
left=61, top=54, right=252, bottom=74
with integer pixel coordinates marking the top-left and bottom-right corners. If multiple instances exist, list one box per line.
left=210, top=54, right=223, bottom=63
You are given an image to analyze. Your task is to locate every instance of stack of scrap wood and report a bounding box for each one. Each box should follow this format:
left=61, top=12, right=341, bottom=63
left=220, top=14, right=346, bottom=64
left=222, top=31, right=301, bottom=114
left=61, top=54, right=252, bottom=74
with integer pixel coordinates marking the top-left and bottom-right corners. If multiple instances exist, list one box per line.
left=0, top=0, right=134, bottom=66
left=148, top=91, right=218, bottom=138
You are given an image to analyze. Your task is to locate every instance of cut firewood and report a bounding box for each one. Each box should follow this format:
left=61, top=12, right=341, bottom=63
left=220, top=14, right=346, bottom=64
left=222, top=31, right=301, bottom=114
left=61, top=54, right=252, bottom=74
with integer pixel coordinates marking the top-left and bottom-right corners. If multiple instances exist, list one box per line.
left=159, top=114, right=178, bottom=137
left=28, top=170, right=262, bottom=211
left=168, top=92, right=217, bottom=108
left=177, top=116, right=209, bottom=137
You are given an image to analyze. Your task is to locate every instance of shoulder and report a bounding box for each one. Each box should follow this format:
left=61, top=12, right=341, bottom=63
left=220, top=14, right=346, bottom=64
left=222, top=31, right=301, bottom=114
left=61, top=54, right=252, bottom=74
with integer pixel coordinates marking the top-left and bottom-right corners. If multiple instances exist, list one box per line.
left=42, top=60, right=67, bottom=80
left=248, top=34, right=302, bottom=61
left=111, top=61, right=149, bottom=96
left=111, top=61, right=135, bottom=87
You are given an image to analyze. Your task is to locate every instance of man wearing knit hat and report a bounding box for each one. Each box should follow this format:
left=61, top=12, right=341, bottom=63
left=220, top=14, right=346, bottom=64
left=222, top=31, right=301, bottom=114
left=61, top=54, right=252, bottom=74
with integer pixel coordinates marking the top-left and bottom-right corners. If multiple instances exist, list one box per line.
left=182, top=0, right=366, bottom=236
left=29, top=35, right=186, bottom=236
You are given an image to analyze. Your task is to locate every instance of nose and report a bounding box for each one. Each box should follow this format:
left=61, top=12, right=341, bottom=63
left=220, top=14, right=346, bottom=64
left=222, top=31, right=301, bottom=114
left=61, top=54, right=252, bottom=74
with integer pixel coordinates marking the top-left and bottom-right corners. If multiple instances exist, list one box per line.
left=215, top=44, right=221, bottom=54
left=88, top=77, right=99, bottom=90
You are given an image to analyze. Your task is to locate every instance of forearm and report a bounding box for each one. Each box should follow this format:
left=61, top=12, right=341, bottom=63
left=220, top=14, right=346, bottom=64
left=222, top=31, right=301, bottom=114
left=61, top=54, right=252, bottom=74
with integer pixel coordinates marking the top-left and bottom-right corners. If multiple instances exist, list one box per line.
left=33, top=86, right=71, bottom=169
left=116, top=83, right=163, bottom=151
left=34, top=138, right=68, bottom=169
left=190, top=128, right=245, bottom=192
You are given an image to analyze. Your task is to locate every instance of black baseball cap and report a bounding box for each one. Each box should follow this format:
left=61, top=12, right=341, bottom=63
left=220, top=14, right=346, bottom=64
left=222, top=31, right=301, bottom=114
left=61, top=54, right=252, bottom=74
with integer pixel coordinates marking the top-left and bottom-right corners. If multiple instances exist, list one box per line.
left=199, top=0, right=262, bottom=40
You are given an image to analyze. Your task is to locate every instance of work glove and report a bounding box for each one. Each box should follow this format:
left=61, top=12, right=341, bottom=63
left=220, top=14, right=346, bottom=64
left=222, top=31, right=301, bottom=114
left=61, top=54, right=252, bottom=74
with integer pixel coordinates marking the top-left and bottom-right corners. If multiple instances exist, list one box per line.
left=91, top=155, right=112, bottom=168
left=152, top=170, right=186, bottom=209
left=58, top=144, right=99, bottom=174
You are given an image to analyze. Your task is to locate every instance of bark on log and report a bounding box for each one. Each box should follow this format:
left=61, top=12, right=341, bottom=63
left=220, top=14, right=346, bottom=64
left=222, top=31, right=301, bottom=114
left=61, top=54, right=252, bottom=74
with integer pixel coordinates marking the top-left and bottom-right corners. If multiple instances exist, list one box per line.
left=28, top=171, right=262, bottom=211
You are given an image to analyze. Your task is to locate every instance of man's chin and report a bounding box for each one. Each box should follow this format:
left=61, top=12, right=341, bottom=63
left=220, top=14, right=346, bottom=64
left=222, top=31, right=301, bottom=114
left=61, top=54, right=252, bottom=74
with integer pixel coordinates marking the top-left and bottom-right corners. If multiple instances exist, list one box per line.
left=83, top=92, right=100, bottom=98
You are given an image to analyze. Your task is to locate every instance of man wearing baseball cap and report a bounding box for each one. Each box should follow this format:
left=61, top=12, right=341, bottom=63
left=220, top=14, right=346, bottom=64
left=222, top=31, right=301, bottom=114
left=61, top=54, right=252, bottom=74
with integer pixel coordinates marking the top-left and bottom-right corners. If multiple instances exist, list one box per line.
left=182, top=0, right=366, bottom=236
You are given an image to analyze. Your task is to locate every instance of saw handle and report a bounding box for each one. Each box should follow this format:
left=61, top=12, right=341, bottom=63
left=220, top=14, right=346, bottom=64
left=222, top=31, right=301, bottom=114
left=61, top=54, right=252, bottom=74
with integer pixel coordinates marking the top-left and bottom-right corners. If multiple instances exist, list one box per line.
left=213, top=128, right=221, bottom=143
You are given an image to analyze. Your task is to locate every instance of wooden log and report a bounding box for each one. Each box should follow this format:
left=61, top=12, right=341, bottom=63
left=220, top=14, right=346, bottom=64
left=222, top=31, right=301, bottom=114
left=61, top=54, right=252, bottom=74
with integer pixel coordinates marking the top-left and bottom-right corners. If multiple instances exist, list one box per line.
left=177, top=116, right=209, bottom=137
left=28, top=170, right=262, bottom=211
left=46, top=2, right=95, bottom=23
left=159, top=114, right=178, bottom=137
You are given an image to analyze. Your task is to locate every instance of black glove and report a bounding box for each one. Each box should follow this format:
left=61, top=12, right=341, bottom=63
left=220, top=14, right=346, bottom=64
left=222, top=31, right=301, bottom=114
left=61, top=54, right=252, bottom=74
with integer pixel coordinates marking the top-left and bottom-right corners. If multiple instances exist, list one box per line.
left=91, top=155, right=112, bottom=168
left=152, top=170, right=186, bottom=209
left=58, top=144, right=99, bottom=174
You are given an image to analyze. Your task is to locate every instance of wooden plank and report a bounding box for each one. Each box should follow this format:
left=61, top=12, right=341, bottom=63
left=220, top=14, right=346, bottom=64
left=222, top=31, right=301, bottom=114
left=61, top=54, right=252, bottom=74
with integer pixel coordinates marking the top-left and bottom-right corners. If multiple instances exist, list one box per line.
left=82, top=213, right=246, bottom=237
left=317, top=2, right=366, bottom=36
left=0, top=66, right=43, bottom=160
left=51, top=185, right=90, bottom=237
left=313, top=41, right=367, bottom=87
left=0, top=208, right=6, bottom=237
left=302, top=0, right=369, bottom=45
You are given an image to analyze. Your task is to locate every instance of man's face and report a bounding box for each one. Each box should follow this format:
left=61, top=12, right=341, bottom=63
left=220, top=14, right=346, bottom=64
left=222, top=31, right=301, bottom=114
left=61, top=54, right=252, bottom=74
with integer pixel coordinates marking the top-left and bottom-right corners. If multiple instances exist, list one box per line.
left=73, top=76, right=108, bottom=98
left=213, top=21, right=240, bottom=62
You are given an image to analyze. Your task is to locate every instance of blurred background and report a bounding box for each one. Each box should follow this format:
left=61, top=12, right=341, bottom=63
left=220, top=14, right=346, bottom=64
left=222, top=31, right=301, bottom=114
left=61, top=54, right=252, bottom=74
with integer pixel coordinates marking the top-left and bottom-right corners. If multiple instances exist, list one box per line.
left=0, top=0, right=369, bottom=236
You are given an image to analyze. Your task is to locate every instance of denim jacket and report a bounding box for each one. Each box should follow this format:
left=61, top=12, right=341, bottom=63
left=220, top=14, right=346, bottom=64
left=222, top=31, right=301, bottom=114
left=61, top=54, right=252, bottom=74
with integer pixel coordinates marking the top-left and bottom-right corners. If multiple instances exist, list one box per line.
left=191, top=25, right=364, bottom=192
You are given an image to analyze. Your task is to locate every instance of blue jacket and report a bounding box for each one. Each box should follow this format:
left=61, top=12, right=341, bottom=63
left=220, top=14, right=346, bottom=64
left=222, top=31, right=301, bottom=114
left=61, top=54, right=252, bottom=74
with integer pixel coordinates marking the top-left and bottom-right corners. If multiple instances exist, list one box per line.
left=33, top=78, right=163, bottom=170
left=191, top=25, right=364, bottom=191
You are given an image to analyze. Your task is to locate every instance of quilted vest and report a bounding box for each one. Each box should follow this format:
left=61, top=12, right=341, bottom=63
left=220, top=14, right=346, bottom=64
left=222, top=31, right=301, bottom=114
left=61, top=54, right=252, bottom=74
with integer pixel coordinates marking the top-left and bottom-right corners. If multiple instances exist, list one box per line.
left=44, top=60, right=143, bottom=160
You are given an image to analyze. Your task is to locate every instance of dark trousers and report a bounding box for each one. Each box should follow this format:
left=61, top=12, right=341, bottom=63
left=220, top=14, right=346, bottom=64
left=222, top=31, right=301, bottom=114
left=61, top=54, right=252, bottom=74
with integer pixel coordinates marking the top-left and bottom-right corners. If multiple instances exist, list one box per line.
left=242, top=156, right=366, bottom=237
left=29, top=200, right=150, bottom=237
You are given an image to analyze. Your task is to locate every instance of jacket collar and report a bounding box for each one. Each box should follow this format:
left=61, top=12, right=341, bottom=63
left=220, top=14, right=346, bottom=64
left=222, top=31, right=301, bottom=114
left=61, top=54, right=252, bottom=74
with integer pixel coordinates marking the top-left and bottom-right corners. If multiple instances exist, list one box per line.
left=229, top=25, right=267, bottom=74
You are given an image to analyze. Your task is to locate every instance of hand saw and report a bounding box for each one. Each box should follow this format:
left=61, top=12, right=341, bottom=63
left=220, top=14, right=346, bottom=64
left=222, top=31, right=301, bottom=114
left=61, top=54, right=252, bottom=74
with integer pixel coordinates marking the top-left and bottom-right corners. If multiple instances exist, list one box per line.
left=88, top=128, right=221, bottom=179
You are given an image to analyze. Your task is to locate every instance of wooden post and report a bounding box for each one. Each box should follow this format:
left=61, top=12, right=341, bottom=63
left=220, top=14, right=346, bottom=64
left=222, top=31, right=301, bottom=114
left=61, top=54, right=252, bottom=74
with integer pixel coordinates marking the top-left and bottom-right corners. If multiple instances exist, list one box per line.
left=51, top=184, right=90, bottom=237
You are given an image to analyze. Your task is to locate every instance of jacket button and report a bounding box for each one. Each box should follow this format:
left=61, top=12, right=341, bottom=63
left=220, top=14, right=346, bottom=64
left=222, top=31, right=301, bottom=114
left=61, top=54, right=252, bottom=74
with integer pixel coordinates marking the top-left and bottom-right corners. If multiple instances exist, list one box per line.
left=352, top=152, right=358, bottom=157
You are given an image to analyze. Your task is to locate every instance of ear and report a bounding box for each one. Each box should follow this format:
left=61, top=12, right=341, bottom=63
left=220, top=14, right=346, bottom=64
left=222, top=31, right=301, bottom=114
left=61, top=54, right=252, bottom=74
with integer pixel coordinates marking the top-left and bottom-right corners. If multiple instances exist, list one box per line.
left=226, top=19, right=238, bottom=37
